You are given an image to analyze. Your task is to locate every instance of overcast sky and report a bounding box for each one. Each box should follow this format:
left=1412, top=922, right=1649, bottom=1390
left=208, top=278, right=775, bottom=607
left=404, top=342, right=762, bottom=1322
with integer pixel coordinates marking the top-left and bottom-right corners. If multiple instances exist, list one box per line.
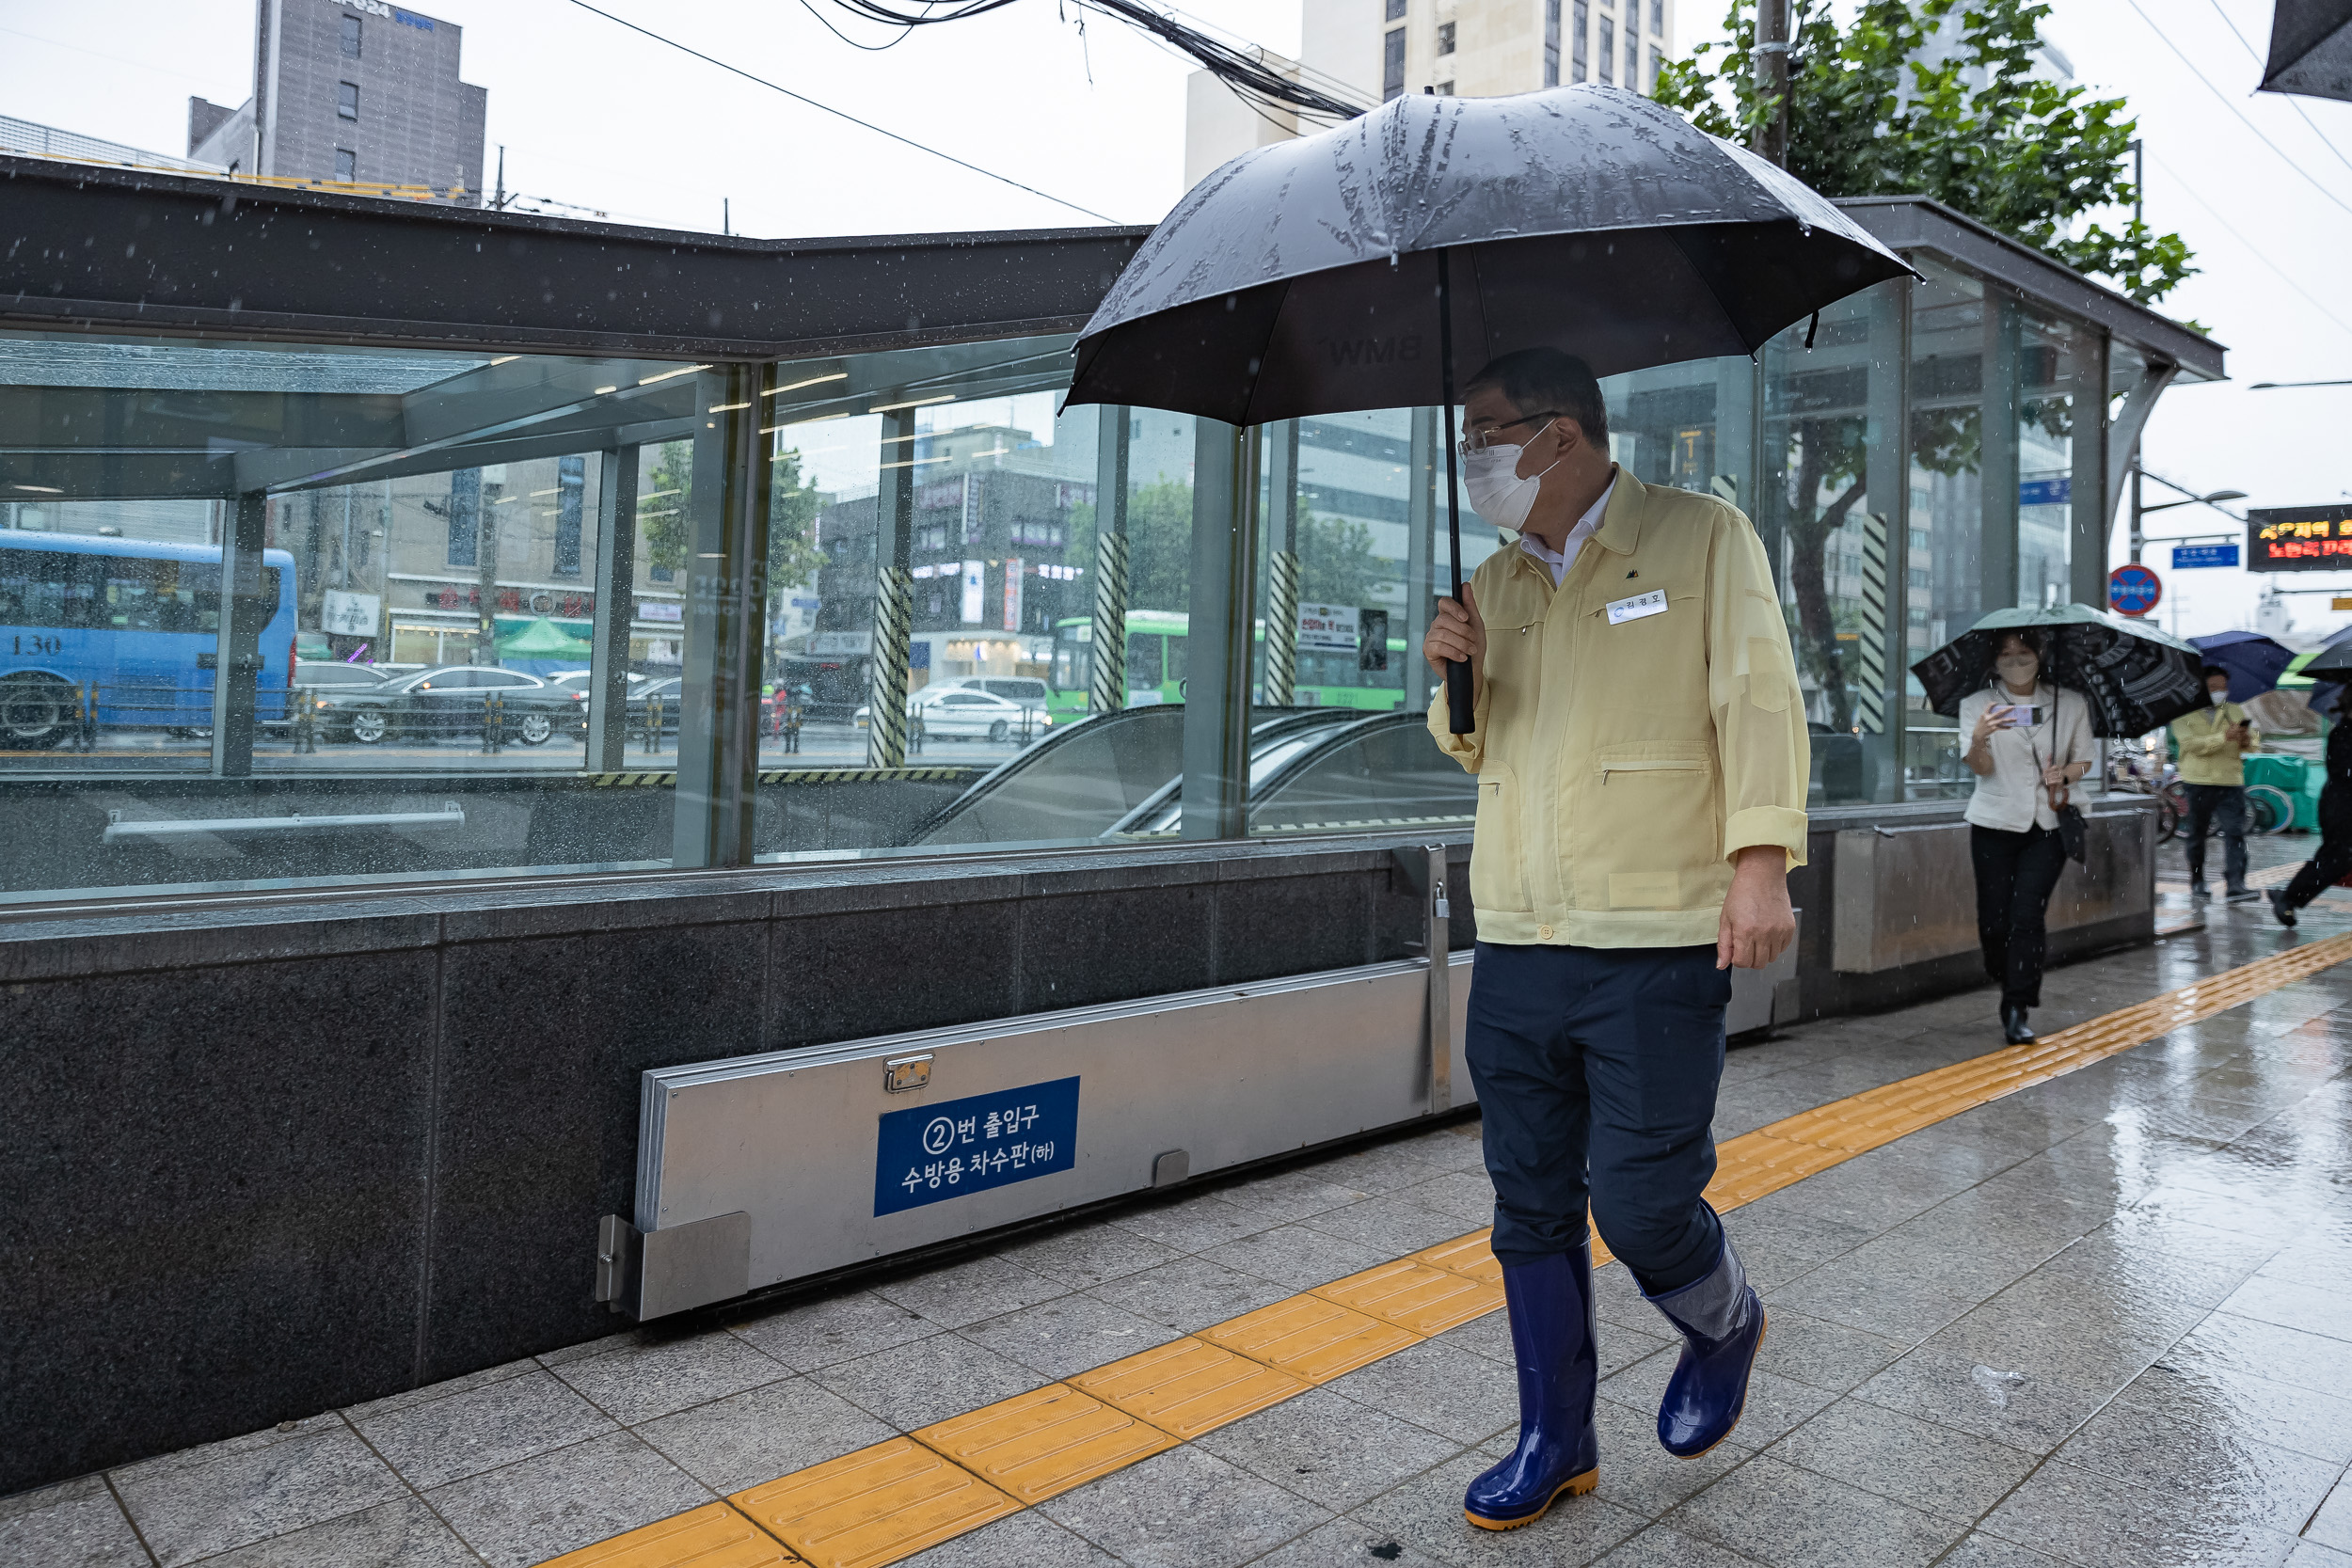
left=4, top=0, right=2348, bottom=641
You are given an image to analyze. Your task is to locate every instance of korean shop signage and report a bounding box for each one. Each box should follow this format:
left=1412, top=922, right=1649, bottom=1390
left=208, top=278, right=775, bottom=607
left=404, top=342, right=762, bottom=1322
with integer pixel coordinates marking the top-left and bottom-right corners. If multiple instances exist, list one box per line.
left=873, top=1075, right=1079, bottom=1215
left=2248, top=507, right=2352, bottom=572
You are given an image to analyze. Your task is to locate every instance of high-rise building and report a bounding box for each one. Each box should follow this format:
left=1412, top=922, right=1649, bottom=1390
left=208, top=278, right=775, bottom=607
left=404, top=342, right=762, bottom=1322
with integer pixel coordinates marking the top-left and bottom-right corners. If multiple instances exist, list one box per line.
left=187, top=0, right=485, bottom=199
left=1185, top=0, right=1676, bottom=185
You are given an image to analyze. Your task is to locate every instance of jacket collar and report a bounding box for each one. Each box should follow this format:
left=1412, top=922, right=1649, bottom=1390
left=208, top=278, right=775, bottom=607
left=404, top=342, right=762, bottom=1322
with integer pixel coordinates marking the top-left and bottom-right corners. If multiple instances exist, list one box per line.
left=1502, top=465, right=1642, bottom=586
left=1591, top=467, right=1645, bottom=556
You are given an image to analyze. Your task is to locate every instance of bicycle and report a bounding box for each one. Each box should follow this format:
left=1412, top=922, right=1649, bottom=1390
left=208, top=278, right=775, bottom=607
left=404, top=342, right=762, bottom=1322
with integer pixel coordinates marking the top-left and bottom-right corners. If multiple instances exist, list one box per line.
left=2106, top=739, right=2184, bottom=843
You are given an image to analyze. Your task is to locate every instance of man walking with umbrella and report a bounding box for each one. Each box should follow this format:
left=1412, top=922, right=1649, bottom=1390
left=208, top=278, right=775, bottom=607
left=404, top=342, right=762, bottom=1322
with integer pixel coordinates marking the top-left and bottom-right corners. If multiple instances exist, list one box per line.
left=2169, top=665, right=2261, bottom=902
left=1422, top=346, right=1805, bottom=1528
left=1068, top=82, right=1912, bottom=1531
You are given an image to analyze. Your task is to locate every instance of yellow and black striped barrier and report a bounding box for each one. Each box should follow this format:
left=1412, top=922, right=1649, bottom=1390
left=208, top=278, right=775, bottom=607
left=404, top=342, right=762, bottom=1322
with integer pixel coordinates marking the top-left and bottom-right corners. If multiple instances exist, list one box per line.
left=580, top=768, right=982, bottom=788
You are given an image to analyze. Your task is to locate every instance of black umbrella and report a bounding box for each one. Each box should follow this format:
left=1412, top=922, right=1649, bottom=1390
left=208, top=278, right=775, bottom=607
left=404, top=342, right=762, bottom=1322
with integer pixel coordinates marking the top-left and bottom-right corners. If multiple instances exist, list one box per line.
left=2297, top=640, right=2352, bottom=681
left=2262, top=0, right=2352, bottom=100
left=1909, top=605, right=2209, bottom=738
left=1066, top=85, right=1915, bottom=731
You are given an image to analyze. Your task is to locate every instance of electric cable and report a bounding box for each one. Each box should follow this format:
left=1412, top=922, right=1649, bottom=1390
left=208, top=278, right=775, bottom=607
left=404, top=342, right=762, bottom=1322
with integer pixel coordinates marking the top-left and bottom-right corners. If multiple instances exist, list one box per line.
left=560, top=0, right=1121, bottom=224
left=2201, top=0, right=2352, bottom=179
left=2121, top=0, right=2352, bottom=217
left=803, top=0, right=1372, bottom=122
left=2143, top=147, right=2352, bottom=337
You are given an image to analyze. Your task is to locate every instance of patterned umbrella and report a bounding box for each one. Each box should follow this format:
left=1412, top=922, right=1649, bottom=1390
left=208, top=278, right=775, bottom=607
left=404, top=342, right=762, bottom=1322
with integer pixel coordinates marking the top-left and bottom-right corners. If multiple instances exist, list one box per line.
left=1909, top=604, right=2207, bottom=738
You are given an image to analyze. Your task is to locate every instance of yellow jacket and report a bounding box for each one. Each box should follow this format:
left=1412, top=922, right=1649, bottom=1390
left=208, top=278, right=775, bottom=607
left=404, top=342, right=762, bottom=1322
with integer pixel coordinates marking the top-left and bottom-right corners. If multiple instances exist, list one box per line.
left=2169, top=702, right=2258, bottom=786
left=1428, top=469, right=1811, bottom=948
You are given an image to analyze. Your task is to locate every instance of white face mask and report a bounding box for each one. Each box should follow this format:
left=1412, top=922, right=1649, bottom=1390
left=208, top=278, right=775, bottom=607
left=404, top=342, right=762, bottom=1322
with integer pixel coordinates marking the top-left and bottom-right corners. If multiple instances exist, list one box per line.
left=2210, top=689, right=2230, bottom=705
left=1462, top=441, right=1563, bottom=532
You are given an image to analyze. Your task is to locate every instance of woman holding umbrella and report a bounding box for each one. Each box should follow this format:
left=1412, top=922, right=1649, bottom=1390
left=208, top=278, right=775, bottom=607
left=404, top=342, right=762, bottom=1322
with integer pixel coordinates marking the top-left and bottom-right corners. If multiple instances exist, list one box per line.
left=1959, top=631, right=2094, bottom=1043
left=2270, top=641, right=2352, bottom=926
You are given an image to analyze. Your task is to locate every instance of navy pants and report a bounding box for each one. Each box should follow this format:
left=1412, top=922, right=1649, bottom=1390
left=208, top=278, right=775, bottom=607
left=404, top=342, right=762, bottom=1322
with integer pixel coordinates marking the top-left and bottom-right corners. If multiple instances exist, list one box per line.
left=2182, top=784, right=2249, bottom=890
left=1464, top=941, right=1731, bottom=1294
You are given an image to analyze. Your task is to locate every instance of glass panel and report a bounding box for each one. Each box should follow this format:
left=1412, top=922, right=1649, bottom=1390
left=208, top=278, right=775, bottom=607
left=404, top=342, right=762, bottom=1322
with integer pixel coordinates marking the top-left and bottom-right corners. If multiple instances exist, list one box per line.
left=1760, top=280, right=1906, bottom=804
left=1904, top=258, right=1987, bottom=798
left=2017, top=305, right=2083, bottom=613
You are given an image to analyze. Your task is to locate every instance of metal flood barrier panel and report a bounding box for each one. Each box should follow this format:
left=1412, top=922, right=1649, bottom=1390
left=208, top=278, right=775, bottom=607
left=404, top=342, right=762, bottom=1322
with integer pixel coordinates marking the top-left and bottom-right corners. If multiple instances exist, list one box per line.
left=601, top=951, right=1479, bottom=1321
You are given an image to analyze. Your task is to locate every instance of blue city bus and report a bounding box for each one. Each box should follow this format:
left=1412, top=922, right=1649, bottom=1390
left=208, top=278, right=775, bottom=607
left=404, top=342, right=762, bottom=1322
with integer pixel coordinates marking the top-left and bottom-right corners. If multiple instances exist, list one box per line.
left=0, top=532, right=298, bottom=748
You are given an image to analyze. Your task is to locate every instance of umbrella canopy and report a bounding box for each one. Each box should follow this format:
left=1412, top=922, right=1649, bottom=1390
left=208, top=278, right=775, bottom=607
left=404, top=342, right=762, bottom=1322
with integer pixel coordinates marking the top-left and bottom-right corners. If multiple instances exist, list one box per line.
left=2189, top=629, right=2296, bottom=702
left=2296, top=640, right=2352, bottom=681
left=1066, top=85, right=1916, bottom=425
left=1909, top=604, right=2208, bottom=737
left=2262, top=0, right=2352, bottom=100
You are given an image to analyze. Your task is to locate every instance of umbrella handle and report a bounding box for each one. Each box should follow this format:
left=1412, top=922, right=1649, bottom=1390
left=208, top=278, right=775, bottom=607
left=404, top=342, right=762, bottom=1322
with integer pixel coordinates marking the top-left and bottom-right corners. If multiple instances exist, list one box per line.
left=1438, top=248, right=1474, bottom=736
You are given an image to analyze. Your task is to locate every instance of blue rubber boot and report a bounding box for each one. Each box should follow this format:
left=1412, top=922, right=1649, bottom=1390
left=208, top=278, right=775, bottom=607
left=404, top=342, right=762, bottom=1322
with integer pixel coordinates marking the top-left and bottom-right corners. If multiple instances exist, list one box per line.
left=1463, top=1244, right=1600, bottom=1530
left=1645, top=1235, right=1765, bottom=1459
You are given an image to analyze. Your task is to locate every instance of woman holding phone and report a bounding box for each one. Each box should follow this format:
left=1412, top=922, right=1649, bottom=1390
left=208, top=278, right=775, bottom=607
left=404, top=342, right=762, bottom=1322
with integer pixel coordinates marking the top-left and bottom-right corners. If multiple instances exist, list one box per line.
left=1959, top=631, right=2093, bottom=1044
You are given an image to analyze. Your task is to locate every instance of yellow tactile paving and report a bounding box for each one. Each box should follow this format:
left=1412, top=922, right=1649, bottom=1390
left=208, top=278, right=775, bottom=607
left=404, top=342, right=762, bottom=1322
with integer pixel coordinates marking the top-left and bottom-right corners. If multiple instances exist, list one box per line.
left=730, top=1439, right=1020, bottom=1568
left=913, top=1383, right=1176, bottom=1503
left=1699, top=933, right=2352, bottom=1212
left=1200, top=1292, right=1419, bottom=1382
left=551, top=933, right=2352, bottom=1568
left=1070, top=1336, right=1311, bottom=1439
left=1312, top=1259, right=1505, bottom=1336
left=1413, top=1228, right=1502, bottom=1286
left=537, top=1503, right=802, bottom=1568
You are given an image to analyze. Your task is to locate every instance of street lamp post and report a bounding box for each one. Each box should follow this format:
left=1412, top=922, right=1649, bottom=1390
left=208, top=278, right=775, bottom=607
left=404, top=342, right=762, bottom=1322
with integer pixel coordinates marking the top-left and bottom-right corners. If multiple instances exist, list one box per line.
left=2127, top=463, right=2248, bottom=564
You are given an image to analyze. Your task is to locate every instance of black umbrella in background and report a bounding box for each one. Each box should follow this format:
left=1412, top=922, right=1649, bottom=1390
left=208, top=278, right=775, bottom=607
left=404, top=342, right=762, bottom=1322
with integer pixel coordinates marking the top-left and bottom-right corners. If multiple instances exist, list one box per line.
left=2262, top=0, right=2352, bottom=99
left=1067, top=85, right=1915, bottom=732
left=1910, top=604, right=2208, bottom=737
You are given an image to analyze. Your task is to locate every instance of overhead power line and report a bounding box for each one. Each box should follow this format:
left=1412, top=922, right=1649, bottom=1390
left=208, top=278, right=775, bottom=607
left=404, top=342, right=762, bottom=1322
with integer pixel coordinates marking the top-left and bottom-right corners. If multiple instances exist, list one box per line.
left=2143, top=147, right=2352, bottom=338
left=2121, top=0, right=2352, bottom=218
left=561, top=0, right=1121, bottom=224
left=806, top=0, right=1374, bottom=124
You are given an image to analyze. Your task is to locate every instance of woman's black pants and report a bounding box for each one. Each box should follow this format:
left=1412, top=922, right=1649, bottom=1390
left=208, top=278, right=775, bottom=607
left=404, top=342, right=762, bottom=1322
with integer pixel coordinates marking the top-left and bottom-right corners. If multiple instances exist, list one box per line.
left=1971, top=823, right=2069, bottom=1009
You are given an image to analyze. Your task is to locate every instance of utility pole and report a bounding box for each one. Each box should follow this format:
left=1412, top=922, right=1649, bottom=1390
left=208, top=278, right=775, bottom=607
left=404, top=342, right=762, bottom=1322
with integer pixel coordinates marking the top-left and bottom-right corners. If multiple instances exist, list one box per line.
left=2130, top=137, right=2143, bottom=228
left=723, top=198, right=730, bottom=236
left=1754, top=0, right=1790, bottom=167
left=492, top=145, right=506, bottom=212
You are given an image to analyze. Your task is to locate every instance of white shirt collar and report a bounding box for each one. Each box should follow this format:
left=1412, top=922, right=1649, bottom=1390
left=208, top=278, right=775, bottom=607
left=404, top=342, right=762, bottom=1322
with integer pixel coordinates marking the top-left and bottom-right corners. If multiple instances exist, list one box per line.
left=1518, top=474, right=1615, bottom=587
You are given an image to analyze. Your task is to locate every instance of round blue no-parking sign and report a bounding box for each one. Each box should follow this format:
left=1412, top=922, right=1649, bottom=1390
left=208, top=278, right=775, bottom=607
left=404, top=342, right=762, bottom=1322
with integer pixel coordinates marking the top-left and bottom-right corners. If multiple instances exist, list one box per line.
left=2108, top=563, right=2162, bottom=617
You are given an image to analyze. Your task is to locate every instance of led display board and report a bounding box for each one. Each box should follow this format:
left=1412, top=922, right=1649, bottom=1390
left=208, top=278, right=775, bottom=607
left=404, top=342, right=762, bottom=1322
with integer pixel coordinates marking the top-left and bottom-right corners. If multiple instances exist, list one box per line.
left=2247, top=506, right=2352, bottom=572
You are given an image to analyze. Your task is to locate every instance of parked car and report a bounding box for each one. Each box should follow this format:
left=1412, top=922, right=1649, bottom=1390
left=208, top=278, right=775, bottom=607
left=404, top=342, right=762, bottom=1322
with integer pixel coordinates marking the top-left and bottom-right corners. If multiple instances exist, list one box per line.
left=854, top=685, right=1056, bottom=743
left=933, top=675, right=1052, bottom=708
left=291, top=659, right=393, bottom=692
left=310, top=664, right=573, bottom=744
left=535, top=670, right=647, bottom=735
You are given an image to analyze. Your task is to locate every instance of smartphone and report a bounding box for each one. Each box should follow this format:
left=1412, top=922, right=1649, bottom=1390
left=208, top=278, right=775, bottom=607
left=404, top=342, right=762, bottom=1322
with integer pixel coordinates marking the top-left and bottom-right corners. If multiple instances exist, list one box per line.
left=1994, top=703, right=2038, bottom=726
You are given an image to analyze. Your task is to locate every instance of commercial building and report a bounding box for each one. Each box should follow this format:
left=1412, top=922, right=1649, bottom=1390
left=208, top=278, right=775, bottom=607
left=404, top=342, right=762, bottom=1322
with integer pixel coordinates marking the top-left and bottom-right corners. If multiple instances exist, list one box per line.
left=188, top=0, right=486, bottom=198
left=1185, top=0, right=1678, bottom=185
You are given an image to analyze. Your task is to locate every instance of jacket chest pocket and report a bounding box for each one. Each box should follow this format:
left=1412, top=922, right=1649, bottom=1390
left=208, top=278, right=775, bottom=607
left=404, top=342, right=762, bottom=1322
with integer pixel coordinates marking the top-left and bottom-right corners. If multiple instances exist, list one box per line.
left=1471, top=761, right=1534, bottom=912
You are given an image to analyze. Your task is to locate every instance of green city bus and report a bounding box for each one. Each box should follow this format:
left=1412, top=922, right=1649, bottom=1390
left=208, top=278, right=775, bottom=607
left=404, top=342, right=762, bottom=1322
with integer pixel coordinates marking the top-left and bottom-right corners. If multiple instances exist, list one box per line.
left=1048, top=610, right=1408, bottom=719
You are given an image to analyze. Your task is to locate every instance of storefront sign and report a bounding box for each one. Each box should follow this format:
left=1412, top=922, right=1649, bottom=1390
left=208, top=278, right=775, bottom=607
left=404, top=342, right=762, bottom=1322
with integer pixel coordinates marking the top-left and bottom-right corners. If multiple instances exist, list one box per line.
left=2248, top=507, right=2352, bottom=571
left=1296, top=603, right=1361, bottom=651
left=637, top=598, right=683, bottom=623
left=961, top=560, right=985, bottom=625
left=2170, top=544, right=2239, bottom=570
left=1004, top=557, right=1024, bottom=631
left=320, top=590, right=379, bottom=636
left=873, top=1075, right=1079, bottom=1216
left=2108, top=563, right=2162, bottom=617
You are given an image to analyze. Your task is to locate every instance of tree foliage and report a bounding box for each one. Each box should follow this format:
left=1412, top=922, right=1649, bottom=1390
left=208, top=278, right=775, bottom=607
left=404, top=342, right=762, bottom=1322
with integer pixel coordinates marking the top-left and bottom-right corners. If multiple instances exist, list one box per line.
left=638, top=439, right=829, bottom=599
left=1653, top=0, right=2195, bottom=304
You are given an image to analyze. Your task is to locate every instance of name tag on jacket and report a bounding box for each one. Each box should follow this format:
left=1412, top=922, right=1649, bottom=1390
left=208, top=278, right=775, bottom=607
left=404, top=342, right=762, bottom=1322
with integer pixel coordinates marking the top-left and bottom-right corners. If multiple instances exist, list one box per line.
left=1606, top=589, right=1668, bottom=626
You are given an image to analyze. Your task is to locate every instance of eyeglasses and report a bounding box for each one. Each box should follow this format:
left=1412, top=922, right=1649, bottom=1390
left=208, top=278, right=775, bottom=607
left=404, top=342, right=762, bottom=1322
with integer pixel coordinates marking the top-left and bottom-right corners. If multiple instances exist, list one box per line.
left=1457, top=409, right=1563, bottom=458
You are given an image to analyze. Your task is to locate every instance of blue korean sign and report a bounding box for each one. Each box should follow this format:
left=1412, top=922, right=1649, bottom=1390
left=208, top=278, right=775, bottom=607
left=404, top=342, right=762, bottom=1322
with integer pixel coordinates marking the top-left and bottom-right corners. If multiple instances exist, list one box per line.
left=2171, top=543, right=2240, bottom=570
left=2019, top=477, right=2072, bottom=507
left=2109, top=562, right=2163, bottom=617
left=874, top=1075, right=1080, bottom=1215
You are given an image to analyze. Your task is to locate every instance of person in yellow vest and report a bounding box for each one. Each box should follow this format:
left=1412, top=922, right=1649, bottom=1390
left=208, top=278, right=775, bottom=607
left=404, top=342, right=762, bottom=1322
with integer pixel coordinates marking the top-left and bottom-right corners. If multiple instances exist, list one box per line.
left=1422, top=348, right=1806, bottom=1529
left=2169, top=666, right=2260, bottom=901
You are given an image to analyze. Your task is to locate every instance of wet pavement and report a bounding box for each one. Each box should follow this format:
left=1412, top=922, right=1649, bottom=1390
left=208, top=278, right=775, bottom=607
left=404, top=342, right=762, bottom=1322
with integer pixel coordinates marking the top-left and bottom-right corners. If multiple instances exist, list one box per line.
left=7, top=829, right=2350, bottom=1568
